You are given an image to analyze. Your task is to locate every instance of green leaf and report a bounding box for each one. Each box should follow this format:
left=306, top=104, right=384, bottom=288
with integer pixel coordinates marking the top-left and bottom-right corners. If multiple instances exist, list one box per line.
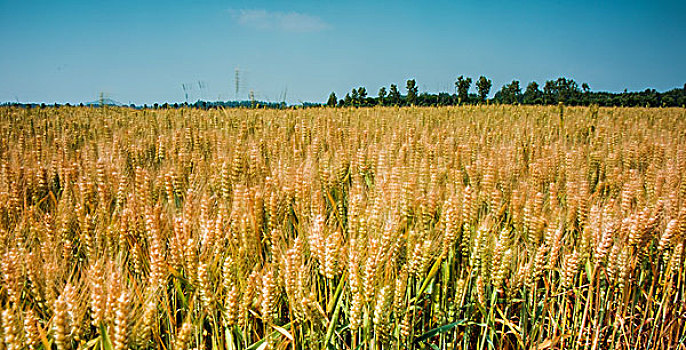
left=98, top=323, right=113, bottom=350
left=225, top=327, right=235, bottom=350
left=174, top=279, right=188, bottom=309
left=322, top=271, right=347, bottom=350
left=246, top=337, right=267, bottom=350
left=246, top=322, right=292, bottom=350
left=410, top=256, right=444, bottom=304
left=414, top=319, right=468, bottom=344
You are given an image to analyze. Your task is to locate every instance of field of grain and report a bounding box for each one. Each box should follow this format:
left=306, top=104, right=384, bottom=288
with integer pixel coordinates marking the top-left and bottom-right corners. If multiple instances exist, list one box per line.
left=0, top=105, right=685, bottom=349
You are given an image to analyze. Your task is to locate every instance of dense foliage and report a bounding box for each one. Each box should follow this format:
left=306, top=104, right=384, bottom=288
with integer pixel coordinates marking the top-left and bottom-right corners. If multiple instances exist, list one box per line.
left=333, top=78, right=686, bottom=108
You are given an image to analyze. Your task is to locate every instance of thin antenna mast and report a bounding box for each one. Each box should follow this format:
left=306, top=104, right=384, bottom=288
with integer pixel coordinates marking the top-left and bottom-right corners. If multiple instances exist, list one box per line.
left=234, top=67, right=240, bottom=100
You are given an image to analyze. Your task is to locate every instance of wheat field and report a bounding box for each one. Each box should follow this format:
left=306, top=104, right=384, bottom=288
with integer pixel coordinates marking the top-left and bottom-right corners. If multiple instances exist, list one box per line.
left=0, top=105, right=685, bottom=350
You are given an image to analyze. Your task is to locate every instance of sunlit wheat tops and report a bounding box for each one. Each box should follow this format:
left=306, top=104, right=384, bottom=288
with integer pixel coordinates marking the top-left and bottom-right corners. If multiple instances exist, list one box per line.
left=0, top=104, right=685, bottom=350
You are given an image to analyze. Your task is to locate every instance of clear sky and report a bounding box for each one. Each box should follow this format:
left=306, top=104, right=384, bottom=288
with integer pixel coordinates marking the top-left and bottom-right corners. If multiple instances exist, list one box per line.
left=1, top=0, right=684, bottom=105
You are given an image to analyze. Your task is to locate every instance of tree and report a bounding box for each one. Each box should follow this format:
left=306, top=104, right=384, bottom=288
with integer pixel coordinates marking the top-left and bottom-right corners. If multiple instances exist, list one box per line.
left=327, top=92, right=337, bottom=107
left=358, top=87, right=368, bottom=106
left=523, top=82, right=542, bottom=104
left=543, top=80, right=557, bottom=104
left=378, top=87, right=387, bottom=106
left=351, top=88, right=359, bottom=106
left=498, top=80, right=521, bottom=104
left=455, top=76, right=472, bottom=104
left=543, top=77, right=581, bottom=104
left=389, top=84, right=401, bottom=105
left=476, top=76, right=492, bottom=103
left=406, top=79, right=418, bottom=106
left=344, top=93, right=352, bottom=106
left=556, top=77, right=579, bottom=104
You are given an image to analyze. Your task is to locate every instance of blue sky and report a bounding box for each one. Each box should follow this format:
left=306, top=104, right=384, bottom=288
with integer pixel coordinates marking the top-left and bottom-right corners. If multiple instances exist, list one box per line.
left=1, top=0, right=684, bottom=104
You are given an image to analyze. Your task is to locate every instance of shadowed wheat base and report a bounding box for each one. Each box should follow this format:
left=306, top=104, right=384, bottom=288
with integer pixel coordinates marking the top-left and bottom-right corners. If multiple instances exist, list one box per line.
left=0, top=105, right=685, bottom=350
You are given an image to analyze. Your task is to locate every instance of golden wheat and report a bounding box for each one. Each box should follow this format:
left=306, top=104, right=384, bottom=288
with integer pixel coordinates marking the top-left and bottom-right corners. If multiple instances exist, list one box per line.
left=0, top=105, right=684, bottom=349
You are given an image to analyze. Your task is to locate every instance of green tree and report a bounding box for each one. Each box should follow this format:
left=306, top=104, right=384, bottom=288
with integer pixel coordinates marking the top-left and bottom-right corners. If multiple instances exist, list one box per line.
left=556, top=77, right=579, bottom=103
left=326, top=92, right=337, bottom=107
left=406, top=79, right=418, bottom=106
left=543, top=80, right=556, bottom=104
left=351, top=88, right=359, bottom=106
left=497, top=80, right=522, bottom=104
left=455, top=75, right=472, bottom=104
left=523, top=81, right=542, bottom=104
left=378, top=87, right=387, bottom=106
left=543, top=77, right=581, bottom=104
left=389, top=84, right=400, bottom=105
left=358, top=87, right=367, bottom=106
left=344, top=93, right=352, bottom=106
left=476, top=76, right=492, bottom=103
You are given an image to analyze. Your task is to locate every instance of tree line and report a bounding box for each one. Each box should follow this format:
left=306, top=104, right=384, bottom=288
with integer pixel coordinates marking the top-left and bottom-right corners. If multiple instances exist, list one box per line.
left=327, top=77, right=686, bottom=108
left=4, top=77, right=684, bottom=109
